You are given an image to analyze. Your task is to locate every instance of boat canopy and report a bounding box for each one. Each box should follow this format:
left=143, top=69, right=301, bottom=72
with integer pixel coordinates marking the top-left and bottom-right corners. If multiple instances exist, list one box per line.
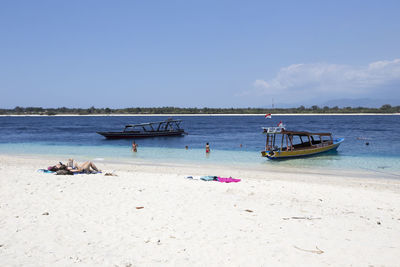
left=125, top=119, right=182, bottom=128
left=262, top=127, right=331, bottom=137
left=124, top=119, right=182, bottom=132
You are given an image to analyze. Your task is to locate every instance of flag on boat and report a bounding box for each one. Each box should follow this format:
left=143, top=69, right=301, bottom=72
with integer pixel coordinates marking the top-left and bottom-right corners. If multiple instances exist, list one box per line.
left=265, top=113, right=272, bottom=118
left=277, top=121, right=285, bottom=128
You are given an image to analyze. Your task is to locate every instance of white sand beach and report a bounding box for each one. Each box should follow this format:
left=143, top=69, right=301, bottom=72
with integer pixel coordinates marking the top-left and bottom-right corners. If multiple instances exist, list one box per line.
left=0, top=154, right=399, bottom=266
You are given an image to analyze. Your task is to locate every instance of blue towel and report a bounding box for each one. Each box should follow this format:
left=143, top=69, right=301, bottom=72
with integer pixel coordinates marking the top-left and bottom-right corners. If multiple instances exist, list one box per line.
left=200, top=176, right=217, bottom=181
left=37, top=169, right=55, bottom=173
left=37, top=169, right=101, bottom=175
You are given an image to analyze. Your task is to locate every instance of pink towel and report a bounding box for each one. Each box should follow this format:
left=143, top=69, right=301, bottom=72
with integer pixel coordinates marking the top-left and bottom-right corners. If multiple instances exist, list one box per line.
left=217, top=177, right=241, bottom=183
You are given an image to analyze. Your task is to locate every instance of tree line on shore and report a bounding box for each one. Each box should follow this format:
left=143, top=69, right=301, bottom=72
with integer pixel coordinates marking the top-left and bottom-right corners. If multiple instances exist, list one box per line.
left=0, top=104, right=399, bottom=115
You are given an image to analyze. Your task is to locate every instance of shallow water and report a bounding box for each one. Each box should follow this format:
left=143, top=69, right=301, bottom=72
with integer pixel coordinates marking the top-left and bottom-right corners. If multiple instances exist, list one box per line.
left=0, top=115, right=399, bottom=175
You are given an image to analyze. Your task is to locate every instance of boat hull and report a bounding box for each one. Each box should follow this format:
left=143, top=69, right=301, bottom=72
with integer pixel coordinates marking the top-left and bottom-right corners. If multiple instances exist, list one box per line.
left=97, top=130, right=185, bottom=139
left=261, top=138, right=344, bottom=159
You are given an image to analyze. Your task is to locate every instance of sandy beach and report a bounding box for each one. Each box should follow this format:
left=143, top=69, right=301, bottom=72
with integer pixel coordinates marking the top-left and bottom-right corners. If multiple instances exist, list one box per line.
left=0, top=154, right=399, bottom=266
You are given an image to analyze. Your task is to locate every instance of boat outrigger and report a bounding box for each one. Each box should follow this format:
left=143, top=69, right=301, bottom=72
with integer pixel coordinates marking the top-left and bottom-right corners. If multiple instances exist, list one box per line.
left=97, top=119, right=186, bottom=139
left=261, top=126, right=344, bottom=159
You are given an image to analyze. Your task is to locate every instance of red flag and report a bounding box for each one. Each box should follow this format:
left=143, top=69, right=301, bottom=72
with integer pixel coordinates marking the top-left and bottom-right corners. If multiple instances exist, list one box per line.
left=265, top=113, right=272, bottom=118
left=277, top=121, right=283, bottom=127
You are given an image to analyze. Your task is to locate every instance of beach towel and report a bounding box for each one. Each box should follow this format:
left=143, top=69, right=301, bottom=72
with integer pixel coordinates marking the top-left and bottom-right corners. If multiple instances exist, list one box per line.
left=37, top=169, right=101, bottom=175
left=217, top=177, right=241, bottom=183
left=73, top=171, right=102, bottom=175
left=200, top=176, right=218, bottom=181
left=37, top=169, right=55, bottom=173
left=186, top=176, right=200, bottom=180
left=186, top=176, right=238, bottom=183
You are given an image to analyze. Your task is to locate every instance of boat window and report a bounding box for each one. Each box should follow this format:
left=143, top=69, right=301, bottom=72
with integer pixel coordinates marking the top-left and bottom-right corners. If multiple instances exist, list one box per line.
left=291, top=135, right=302, bottom=145
left=321, top=135, right=329, bottom=142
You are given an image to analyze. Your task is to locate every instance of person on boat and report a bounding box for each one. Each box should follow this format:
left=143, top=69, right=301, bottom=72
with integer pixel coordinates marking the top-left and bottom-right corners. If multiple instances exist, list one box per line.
left=132, top=141, right=138, bottom=152
left=286, top=135, right=294, bottom=151
left=206, top=142, right=210, bottom=153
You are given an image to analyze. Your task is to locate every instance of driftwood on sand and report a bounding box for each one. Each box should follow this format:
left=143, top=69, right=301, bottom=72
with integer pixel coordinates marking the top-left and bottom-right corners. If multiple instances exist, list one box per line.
left=293, top=245, right=324, bottom=254
left=282, top=216, right=322, bottom=220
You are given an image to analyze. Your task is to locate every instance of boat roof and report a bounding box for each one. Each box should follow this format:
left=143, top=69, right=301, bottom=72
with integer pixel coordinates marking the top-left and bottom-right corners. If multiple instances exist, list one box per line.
left=125, top=119, right=182, bottom=128
left=262, top=127, right=331, bottom=136
left=282, top=130, right=332, bottom=136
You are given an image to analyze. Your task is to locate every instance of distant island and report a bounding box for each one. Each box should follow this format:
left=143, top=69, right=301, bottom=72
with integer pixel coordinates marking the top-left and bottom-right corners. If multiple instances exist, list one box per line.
left=1, top=105, right=399, bottom=115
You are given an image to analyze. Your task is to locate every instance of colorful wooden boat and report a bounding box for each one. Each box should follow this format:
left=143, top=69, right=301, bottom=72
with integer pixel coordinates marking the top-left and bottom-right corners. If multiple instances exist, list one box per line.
left=261, top=126, right=344, bottom=159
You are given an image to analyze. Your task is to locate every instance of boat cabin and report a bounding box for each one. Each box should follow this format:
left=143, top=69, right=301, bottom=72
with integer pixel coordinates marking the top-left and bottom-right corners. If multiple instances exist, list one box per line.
left=263, top=127, right=333, bottom=152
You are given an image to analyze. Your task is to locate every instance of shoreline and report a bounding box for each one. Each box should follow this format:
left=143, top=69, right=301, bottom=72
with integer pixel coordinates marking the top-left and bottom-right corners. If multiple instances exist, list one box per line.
left=0, top=153, right=399, bottom=266
left=1, top=145, right=400, bottom=181
left=2, top=151, right=400, bottom=181
left=0, top=113, right=399, bottom=117
left=2, top=152, right=399, bottom=183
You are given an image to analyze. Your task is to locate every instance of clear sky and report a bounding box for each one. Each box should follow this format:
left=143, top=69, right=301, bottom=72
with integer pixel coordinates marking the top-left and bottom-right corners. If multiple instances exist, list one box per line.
left=1, top=0, right=400, bottom=108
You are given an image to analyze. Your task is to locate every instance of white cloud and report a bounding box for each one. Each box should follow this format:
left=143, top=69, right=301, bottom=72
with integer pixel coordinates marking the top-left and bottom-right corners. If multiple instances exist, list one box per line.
left=247, top=59, right=400, bottom=103
left=253, top=79, right=270, bottom=88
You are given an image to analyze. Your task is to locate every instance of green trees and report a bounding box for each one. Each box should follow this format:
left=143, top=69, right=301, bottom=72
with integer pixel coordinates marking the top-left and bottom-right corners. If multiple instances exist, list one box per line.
left=0, top=105, right=399, bottom=115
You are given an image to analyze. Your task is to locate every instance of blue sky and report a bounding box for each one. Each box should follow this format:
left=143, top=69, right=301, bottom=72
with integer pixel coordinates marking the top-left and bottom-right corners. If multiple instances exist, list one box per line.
left=1, top=0, right=400, bottom=108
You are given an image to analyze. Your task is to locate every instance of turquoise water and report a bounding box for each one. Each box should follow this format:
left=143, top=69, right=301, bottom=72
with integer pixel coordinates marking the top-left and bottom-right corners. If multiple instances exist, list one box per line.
left=1, top=142, right=399, bottom=178
left=0, top=115, right=399, bottom=177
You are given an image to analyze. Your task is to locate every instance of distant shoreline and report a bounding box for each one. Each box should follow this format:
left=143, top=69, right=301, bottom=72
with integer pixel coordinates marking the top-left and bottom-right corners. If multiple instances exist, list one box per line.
left=0, top=113, right=399, bottom=117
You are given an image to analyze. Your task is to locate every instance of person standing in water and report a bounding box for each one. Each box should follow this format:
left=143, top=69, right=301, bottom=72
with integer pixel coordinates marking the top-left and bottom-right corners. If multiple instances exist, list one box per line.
left=205, top=142, right=210, bottom=153
left=132, top=141, right=138, bottom=152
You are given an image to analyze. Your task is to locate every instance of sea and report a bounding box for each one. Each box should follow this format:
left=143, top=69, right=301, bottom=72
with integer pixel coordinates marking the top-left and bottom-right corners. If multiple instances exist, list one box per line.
left=0, top=115, right=399, bottom=177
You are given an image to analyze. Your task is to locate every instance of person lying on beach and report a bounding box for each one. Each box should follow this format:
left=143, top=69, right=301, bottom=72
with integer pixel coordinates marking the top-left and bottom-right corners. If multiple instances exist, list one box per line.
left=49, top=160, right=100, bottom=174
left=70, top=160, right=100, bottom=173
left=66, top=158, right=77, bottom=169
